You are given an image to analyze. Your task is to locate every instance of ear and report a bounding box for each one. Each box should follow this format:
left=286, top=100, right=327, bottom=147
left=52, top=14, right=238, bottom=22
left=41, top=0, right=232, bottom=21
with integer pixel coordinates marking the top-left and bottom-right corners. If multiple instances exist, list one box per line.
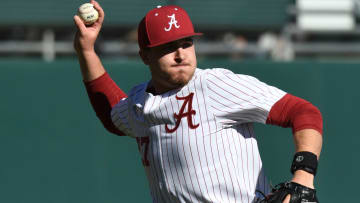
left=139, top=49, right=150, bottom=65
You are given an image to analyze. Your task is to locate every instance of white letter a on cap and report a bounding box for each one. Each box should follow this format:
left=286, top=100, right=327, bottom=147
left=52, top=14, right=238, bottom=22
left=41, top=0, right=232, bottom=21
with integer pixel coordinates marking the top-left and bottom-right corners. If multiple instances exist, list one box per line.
left=164, top=14, right=180, bottom=31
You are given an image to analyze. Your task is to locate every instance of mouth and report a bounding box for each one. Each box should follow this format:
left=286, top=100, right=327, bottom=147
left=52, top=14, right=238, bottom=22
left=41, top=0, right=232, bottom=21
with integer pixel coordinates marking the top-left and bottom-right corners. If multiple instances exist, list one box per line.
left=171, top=63, right=190, bottom=67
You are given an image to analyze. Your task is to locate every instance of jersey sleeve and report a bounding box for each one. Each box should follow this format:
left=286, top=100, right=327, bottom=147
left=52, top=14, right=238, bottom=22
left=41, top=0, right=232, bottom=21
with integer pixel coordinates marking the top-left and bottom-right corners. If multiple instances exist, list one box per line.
left=206, top=68, right=286, bottom=126
left=266, top=93, right=323, bottom=134
left=110, top=83, right=149, bottom=138
left=110, top=98, right=137, bottom=137
left=84, top=72, right=127, bottom=136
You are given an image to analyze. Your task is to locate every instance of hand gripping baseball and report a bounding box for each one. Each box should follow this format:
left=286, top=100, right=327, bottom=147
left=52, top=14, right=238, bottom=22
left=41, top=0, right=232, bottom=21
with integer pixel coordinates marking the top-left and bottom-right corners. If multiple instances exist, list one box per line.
left=257, top=182, right=318, bottom=203
left=73, top=0, right=104, bottom=53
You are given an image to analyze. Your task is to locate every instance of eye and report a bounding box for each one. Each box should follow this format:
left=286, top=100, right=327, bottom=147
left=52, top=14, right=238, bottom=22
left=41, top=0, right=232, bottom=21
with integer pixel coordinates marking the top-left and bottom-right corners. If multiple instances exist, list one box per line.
left=165, top=43, right=178, bottom=52
left=179, top=38, right=193, bottom=49
left=161, top=38, right=193, bottom=53
left=181, top=41, right=193, bottom=49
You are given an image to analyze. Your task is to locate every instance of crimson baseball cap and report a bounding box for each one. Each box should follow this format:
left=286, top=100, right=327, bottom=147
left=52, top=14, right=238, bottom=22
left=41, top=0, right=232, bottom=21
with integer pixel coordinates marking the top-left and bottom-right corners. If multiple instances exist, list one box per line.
left=137, top=5, right=202, bottom=49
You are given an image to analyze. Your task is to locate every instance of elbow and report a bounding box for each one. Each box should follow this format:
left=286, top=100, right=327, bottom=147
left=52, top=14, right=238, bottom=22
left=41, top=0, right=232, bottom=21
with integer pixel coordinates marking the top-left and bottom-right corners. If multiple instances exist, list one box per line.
left=266, top=93, right=323, bottom=135
left=96, top=111, right=125, bottom=136
left=103, top=122, right=125, bottom=136
left=292, top=102, right=323, bottom=135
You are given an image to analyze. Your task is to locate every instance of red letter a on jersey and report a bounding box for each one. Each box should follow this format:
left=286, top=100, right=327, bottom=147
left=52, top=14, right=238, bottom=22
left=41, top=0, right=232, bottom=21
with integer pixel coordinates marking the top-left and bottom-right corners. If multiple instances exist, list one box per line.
left=165, top=93, right=199, bottom=133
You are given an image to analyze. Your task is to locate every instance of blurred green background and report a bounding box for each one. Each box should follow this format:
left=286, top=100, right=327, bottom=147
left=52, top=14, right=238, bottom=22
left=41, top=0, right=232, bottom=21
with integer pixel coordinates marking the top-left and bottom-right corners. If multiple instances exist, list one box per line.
left=0, top=0, right=287, bottom=28
left=0, top=0, right=358, bottom=202
left=0, top=58, right=357, bottom=202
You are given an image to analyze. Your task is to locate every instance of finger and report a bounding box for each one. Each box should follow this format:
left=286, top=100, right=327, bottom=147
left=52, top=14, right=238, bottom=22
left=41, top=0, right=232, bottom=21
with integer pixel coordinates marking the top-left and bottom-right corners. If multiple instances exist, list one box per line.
left=91, top=0, right=105, bottom=24
left=73, top=15, right=87, bottom=33
left=73, top=31, right=80, bottom=49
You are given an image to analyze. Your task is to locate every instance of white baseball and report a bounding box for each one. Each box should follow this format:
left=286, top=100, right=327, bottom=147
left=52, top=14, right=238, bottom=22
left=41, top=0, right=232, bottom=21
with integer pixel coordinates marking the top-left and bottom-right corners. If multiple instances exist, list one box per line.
left=77, top=3, right=99, bottom=25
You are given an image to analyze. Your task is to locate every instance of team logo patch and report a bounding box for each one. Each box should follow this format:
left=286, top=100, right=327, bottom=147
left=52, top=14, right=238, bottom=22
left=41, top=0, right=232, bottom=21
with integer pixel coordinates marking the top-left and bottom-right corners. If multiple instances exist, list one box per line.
left=164, top=14, right=180, bottom=32
left=165, top=93, right=199, bottom=133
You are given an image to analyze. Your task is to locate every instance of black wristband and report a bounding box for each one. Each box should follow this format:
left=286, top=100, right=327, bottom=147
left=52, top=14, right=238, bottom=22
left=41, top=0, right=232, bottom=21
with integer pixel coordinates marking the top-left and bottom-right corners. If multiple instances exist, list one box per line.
left=291, top=151, right=318, bottom=175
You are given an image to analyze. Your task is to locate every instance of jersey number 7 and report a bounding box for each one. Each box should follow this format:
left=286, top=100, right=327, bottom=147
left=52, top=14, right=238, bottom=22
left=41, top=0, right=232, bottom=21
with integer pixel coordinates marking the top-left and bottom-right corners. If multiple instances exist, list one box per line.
left=136, top=136, right=150, bottom=167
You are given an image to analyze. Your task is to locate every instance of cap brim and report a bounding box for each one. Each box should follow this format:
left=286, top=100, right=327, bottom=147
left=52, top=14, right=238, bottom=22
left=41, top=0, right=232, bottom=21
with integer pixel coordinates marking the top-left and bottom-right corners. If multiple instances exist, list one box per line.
left=147, top=32, right=203, bottom=48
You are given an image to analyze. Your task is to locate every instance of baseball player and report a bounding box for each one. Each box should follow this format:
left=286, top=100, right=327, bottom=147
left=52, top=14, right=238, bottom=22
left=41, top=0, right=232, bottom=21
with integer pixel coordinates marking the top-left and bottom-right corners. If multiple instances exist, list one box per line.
left=73, top=1, right=323, bottom=203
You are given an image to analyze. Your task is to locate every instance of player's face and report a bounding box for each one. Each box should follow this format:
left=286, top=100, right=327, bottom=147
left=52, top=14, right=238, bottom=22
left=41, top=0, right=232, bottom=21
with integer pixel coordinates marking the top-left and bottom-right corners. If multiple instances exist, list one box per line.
left=140, top=37, right=197, bottom=94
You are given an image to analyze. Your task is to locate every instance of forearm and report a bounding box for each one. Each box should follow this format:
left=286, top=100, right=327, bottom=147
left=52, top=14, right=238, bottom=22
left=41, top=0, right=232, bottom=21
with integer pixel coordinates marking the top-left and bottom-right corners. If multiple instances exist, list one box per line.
left=267, top=94, right=323, bottom=188
left=294, top=129, right=322, bottom=157
left=76, top=50, right=106, bottom=82
left=291, top=129, right=322, bottom=188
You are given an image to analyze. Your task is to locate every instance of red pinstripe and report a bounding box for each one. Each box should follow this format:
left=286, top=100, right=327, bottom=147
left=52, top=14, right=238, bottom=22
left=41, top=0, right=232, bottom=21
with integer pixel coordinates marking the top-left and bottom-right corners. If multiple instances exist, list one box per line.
left=199, top=76, right=222, bottom=202
left=213, top=115, right=231, bottom=202
left=157, top=97, right=174, bottom=201
left=246, top=125, right=256, bottom=191
left=191, top=81, right=212, bottom=199
left=148, top=96, right=169, bottom=203
left=225, top=128, right=242, bottom=202
left=163, top=99, right=185, bottom=197
left=221, top=128, right=237, bottom=201
left=230, top=128, right=248, bottom=203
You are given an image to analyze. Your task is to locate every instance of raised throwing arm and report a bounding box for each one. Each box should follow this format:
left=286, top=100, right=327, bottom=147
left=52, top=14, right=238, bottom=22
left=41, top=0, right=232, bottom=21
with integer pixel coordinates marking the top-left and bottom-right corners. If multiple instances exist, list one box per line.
left=73, top=0, right=127, bottom=136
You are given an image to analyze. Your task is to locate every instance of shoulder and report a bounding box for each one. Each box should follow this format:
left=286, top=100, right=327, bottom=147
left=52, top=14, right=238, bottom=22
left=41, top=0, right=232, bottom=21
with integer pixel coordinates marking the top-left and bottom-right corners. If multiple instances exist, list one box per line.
left=200, top=68, right=282, bottom=96
left=194, top=68, right=231, bottom=81
left=199, top=67, right=253, bottom=84
left=128, top=82, right=148, bottom=99
left=200, top=67, right=251, bottom=79
left=200, top=67, right=234, bottom=76
left=112, top=82, right=147, bottom=109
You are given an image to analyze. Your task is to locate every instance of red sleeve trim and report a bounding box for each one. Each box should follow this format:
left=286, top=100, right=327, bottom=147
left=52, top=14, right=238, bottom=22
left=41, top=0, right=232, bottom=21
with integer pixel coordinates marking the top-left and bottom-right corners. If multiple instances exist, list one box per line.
left=84, top=72, right=128, bottom=136
left=266, top=94, right=323, bottom=134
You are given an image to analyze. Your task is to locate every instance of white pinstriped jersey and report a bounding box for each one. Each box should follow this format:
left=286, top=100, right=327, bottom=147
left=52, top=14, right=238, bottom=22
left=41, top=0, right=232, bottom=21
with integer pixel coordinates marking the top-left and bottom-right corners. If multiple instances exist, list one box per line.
left=111, top=68, right=286, bottom=203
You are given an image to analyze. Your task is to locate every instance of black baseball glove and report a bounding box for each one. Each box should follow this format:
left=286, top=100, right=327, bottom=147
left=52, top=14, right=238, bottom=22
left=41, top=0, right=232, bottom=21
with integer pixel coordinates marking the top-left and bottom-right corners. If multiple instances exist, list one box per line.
left=257, top=181, right=318, bottom=203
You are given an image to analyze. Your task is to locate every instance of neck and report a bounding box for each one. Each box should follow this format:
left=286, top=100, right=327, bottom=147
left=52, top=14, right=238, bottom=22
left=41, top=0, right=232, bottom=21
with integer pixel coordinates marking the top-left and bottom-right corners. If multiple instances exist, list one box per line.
left=146, top=80, right=182, bottom=95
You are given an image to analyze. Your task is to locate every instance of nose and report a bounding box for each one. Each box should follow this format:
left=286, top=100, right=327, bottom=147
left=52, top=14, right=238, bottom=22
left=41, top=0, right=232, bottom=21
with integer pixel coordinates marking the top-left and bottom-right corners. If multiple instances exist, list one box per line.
left=174, top=47, right=184, bottom=63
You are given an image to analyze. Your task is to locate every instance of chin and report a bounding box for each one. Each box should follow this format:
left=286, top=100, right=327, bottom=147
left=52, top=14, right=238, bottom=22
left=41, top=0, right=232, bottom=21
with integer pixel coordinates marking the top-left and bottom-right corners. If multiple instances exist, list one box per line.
left=177, top=74, right=193, bottom=84
left=168, top=77, right=189, bottom=89
left=168, top=70, right=195, bottom=88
